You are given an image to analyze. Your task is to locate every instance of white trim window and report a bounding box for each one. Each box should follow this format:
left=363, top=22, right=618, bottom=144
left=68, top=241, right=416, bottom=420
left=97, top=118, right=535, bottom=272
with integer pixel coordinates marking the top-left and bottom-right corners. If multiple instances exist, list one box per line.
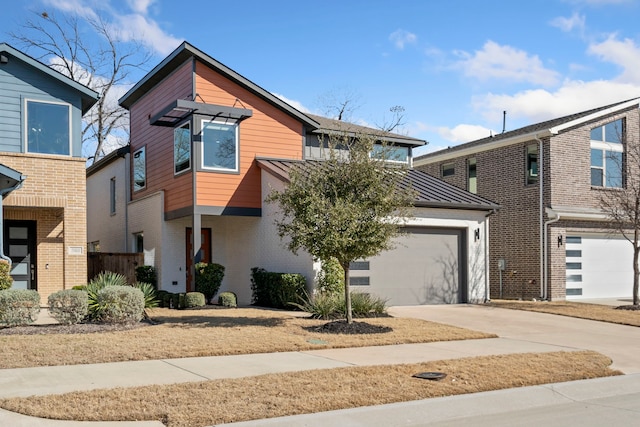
left=25, top=99, right=72, bottom=156
left=174, top=122, right=191, bottom=174
left=590, top=119, right=623, bottom=188
left=133, top=147, right=146, bottom=192
left=201, top=120, right=239, bottom=172
left=370, top=144, right=409, bottom=164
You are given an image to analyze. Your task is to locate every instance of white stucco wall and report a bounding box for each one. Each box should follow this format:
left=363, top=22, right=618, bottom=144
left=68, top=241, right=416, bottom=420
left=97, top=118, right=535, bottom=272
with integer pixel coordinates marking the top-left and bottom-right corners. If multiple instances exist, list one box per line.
left=86, top=157, right=128, bottom=252
left=127, top=191, right=163, bottom=284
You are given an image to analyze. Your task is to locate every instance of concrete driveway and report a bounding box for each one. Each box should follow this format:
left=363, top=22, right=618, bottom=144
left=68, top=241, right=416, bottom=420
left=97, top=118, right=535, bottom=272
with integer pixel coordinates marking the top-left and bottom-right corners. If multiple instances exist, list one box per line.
left=388, top=304, right=640, bottom=374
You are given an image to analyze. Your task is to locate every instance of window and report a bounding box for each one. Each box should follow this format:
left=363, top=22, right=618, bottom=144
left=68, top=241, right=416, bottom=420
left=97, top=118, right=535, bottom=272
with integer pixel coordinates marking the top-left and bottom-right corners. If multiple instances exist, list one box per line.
left=87, top=241, right=100, bottom=252
left=371, top=144, right=409, bottom=163
left=202, top=121, right=238, bottom=172
left=110, top=177, right=116, bottom=215
left=467, top=158, right=477, bottom=193
left=174, top=123, right=191, bottom=174
left=526, top=144, right=538, bottom=185
left=26, top=100, right=71, bottom=155
left=590, top=119, right=623, bottom=188
left=442, top=163, right=454, bottom=177
left=134, top=232, right=144, bottom=253
left=133, top=147, right=146, bottom=191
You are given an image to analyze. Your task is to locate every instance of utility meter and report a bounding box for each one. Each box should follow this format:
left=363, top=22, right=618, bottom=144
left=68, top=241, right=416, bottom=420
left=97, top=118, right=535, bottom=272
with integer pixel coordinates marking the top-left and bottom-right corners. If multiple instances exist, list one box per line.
left=498, top=258, right=506, bottom=271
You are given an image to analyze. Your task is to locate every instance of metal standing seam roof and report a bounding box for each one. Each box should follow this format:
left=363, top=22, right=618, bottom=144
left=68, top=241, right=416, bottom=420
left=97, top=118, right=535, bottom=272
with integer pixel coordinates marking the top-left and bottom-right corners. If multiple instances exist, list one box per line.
left=415, top=97, right=640, bottom=163
left=256, top=158, right=499, bottom=211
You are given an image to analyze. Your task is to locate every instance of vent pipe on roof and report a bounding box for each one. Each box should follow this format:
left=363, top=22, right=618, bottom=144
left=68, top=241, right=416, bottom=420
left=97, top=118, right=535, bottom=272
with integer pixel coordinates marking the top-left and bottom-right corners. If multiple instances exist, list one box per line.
left=502, top=111, right=506, bottom=133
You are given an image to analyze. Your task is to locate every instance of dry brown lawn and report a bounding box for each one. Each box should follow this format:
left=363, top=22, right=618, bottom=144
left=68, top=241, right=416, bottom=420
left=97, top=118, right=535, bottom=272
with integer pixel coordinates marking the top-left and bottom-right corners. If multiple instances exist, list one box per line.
left=0, top=307, right=496, bottom=369
left=489, top=300, right=640, bottom=327
left=0, top=350, right=620, bottom=427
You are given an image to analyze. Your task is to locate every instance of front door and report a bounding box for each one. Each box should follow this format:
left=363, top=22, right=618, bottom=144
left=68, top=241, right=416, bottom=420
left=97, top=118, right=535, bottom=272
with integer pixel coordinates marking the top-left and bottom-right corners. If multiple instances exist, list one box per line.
left=3, top=220, right=37, bottom=290
left=185, top=228, right=211, bottom=292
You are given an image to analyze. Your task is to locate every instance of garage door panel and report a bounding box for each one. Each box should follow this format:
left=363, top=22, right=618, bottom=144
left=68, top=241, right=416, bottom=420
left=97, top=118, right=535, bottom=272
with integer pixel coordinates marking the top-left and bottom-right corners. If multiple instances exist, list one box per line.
left=353, top=228, right=464, bottom=306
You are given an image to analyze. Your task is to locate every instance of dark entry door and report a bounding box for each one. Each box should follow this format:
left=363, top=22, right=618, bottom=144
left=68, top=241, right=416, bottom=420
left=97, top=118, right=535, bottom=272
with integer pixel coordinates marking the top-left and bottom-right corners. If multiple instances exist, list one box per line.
left=3, top=220, right=37, bottom=290
left=185, top=228, right=211, bottom=292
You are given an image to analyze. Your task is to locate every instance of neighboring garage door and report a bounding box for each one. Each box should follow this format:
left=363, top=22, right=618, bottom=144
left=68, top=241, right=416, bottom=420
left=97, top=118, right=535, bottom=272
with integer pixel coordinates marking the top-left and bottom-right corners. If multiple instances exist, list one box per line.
left=350, top=227, right=466, bottom=306
left=566, top=235, right=632, bottom=299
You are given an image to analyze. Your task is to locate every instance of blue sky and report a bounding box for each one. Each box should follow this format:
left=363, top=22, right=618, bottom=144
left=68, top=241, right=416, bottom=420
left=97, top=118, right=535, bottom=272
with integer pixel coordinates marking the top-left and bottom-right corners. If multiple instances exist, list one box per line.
left=3, top=0, right=640, bottom=156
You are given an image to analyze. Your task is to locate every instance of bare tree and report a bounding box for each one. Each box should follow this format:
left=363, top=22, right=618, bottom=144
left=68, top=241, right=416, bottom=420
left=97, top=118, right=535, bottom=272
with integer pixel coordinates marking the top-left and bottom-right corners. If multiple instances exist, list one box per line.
left=597, top=120, right=640, bottom=306
left=10, top=11, right=151, bottom=162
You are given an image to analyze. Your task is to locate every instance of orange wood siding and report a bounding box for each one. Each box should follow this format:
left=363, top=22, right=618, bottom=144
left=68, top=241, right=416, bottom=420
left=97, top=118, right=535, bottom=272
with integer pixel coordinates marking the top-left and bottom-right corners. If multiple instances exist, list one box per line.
left=194, top=61, right=304, bottom=209
left=129, top=59, right=194, bottom=213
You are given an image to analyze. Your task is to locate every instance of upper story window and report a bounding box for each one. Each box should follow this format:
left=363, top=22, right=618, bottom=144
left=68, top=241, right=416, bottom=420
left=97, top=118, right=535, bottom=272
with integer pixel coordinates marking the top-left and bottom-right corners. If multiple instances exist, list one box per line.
left=133, top=147, right=146, bottom=192
left=442, top=162, right=454, bottom=177
left=26, top=99, right=71, bottom=156
left=371, top=144, right=409, bottom=163
left=174, top=123, right=191, bottom=174
left=590, top=119, right=623, bottom=188
left=467, top=158, right=477, bottom=193
left=526, top=144, right=538, bottom=185
left=202, top=121, right=238, bottom=172
left=110, top=177, right=116, bottom=215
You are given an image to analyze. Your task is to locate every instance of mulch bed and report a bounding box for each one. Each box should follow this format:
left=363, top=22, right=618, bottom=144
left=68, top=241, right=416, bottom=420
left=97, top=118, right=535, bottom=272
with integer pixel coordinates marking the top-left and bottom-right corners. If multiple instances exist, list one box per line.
left=307, top=320, right=393, bottom=334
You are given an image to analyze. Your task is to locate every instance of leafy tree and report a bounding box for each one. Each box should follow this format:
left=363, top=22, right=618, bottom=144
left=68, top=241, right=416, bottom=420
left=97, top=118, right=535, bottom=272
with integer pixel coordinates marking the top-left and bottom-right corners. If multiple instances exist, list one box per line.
left=267, top=129, right=415, bottom=323
left=10, top=10, right=150, bottom=161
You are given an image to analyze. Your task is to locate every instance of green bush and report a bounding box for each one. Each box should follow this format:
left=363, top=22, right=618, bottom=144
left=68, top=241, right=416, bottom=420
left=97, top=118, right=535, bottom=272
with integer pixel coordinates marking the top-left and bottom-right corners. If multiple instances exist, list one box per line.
left=250, top=267, right=306, bottom=309
left=185, top=292, right=206, bottom=308
left=135, top=266, right=157, bottom=288
left=0, top=260, right=13, bottom=291
left=156, top=290, right=169, bottom=307
left=86, top=271, right=129, bottom=320
left=350, top=292, right=387, bottom=317
left=0, top=289, right=40, bottom=326
left=94, top=285, right=144, bottom=324
left=294, top=291, right=387, bottom=319
left=317, top=257, right=344, bottom=295
left=48, top=290, right=88, bottom=325
left=163, top=292, right=173, bottom=308
left=135, top=282, right=159, bottom=309
left=218, top=291, right=237, bottom=307
left=171, top=293, right=186, bottom=309
left=72, top=285, right=87, bottom=291
left=195, top=262, right=225, bottom=302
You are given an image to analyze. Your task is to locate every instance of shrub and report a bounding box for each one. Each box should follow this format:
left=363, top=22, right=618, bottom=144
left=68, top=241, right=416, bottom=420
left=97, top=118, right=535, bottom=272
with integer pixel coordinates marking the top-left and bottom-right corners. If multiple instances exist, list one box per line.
left=0, top=289, right=40, bottom=326
left=294, top=291, right=387, bottom=319
left=72, top=285, right=87, bottom=291
left=135, top=282, right=159, bottom=309
left=94, top=285, right=144, bottom=324
left=0, top=260, right=13, bottom=291
left=250, top=267, right=306, bottom=309
left=171, top=293, right=186, bottom=309
left=195, top=262, right=225, bottom=302
left=218, top=291, right=237, bottom=307
left=86, top=271, right=128, bottom=320
left=163, top=292, right=174, bottom=308
left=48, top=290, right=88, bottom=325
left=317, top=257, right=344, bottom=295
left=350, top=292, right=387, bottom=317
left=185, top=292, right=206, bottom=308
left=156, top=290, right=169, bottom=307
left=135, top=266, right=157, bottom=288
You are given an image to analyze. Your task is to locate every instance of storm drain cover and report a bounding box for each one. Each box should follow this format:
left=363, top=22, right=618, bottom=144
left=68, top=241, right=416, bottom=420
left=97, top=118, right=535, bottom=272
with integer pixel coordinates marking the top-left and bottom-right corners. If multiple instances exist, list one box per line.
left=412, top=372, right=447, bottom=381
left=307, top=339, right=328, bottom=345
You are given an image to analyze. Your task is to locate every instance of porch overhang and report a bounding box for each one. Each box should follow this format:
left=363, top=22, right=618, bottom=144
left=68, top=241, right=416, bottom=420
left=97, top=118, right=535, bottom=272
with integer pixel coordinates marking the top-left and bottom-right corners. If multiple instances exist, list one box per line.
left=149, top=99, right=253, bottom=127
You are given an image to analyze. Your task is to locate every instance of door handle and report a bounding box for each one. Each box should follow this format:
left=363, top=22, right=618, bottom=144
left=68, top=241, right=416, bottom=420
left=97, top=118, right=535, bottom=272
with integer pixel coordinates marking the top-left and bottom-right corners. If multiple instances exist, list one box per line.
left=31, top=264, right=35, bottom=280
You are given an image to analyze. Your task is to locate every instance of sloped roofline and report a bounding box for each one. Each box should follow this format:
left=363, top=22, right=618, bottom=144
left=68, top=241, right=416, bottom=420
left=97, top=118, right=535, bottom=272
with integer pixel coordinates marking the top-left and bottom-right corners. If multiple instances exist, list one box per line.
left=415, top=97, right=640, bottom=165
left=118, top=41, right=320, bottom=129
left=0, top=42, right=99, bottom=114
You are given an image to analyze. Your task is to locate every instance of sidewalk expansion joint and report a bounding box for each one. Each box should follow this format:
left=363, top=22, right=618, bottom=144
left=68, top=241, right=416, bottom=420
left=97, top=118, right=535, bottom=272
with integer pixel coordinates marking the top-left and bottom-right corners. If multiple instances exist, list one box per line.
left=160, top=360, right=212, bottom=381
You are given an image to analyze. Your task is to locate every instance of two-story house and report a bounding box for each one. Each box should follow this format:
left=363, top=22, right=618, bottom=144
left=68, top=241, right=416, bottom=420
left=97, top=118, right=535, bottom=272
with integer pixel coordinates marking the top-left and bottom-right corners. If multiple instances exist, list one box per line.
left=0, top=43, right=98, bottom=300
left=415, top=98, right=640, bottom=302
left=87, top=41, right=499, bottom=306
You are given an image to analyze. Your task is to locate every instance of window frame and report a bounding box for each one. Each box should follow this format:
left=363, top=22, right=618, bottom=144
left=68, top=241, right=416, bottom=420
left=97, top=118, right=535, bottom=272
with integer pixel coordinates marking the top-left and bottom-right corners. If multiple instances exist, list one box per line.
left=590, top=119, right=624, bottom=189
left=24, top=98, right=72, bottom=156
left=441, top=162, right=455, bottom=177
left=526, top=144, right=538, bottom=185
left=200, top=119, right=240, bottom=173
left=133, top=232, right=144, bottom=253
left=133, top=147, right=146, bottom=192
left=174, top=121, right=192, bottom=175
left=109, top=177, right=116, bottom=215
left=370, top=144, right=409, bottom=164
left=467, top=157, right=477, bottom=193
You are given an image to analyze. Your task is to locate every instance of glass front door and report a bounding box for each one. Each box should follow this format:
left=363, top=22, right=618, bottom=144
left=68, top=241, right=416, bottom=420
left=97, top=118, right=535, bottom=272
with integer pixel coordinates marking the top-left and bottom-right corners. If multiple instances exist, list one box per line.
left=3, top=220, right=36, bottom=290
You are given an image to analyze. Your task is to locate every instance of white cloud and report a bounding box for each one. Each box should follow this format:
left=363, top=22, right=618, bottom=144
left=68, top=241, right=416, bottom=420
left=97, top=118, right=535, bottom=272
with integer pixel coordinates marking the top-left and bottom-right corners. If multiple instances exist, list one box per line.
left=112, top=14, right=182, bottom=56
left=44, top=0, right=98, bottom=20
left=389, top=29, right=417, bottom=50
left=588, top=35, right=640, bottom=83
left=273, top=93, right=311, bottom=113
left=549, top=12, right=585, bottom=32
left=455, top=40, right=560, bottom=86
left=126, top=0, right=154, bottom=14
left=436, top=123, right=494, bottom=143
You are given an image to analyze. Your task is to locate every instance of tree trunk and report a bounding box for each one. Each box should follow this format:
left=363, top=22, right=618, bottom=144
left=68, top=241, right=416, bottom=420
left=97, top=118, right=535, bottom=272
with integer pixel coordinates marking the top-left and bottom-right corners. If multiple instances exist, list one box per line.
left=342, top=262, right=352, bottom=324
left=634, top=245, right=639, bottom=306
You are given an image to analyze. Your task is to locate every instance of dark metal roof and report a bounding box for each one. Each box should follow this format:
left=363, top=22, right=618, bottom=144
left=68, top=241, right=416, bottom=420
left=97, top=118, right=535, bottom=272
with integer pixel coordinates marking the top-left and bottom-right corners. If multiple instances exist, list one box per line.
left=257, top=158, right=499, bottom=211
left=0, top=43, right=99, bottom=114
left=306, top=113, right=426, bottom=147
left=118, top=41, right=320, bottom=129
left=86, top=145, right=130, bottom=177
left=416, top=97, right=640, bottom=162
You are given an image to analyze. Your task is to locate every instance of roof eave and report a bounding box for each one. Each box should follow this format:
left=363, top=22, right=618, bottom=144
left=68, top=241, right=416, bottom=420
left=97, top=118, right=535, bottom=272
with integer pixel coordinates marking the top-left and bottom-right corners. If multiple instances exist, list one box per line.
left=414, top=200, right=500, bottom=211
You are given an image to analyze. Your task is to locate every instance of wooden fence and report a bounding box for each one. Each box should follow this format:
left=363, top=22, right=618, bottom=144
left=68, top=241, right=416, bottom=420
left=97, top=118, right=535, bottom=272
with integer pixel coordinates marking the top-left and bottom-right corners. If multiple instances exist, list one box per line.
left=87, top=252, right=144, bottom=284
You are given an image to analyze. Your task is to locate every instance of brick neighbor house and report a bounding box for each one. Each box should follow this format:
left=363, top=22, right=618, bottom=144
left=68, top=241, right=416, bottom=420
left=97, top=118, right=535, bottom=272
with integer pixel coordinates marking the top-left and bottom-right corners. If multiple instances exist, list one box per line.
left=87, top=41, right=499, bottom=306
left=415, top=98, right=640, bottom=301
left=0, top=43, right=98, bottom=300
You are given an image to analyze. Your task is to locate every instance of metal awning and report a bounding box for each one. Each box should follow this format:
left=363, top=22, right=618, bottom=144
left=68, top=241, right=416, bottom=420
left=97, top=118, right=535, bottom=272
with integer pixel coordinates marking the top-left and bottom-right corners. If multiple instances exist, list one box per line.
left=149, top=99, right=253, bottom=127
left=0, top=163, right=25, bottom=198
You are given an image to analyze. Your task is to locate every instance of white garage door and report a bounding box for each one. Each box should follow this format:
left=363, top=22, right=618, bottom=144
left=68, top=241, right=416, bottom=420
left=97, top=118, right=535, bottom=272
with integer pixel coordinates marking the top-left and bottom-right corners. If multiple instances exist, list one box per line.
left=350, top=227, right=465, bottom=306
left=565, top=235, right=632, bottom=299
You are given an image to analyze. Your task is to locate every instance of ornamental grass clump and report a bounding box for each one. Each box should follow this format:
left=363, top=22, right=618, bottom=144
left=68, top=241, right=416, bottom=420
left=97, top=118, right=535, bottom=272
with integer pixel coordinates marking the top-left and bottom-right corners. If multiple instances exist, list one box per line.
left=48, top=289, right=88, bottom=325
left=0, top=289, right=40, bottom=326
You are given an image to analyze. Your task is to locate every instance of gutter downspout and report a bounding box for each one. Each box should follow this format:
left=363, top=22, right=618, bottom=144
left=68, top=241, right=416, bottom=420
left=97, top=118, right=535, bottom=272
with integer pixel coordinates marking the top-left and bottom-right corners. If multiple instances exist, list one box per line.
left=0, top=179, right=26, bottom=263
left=543, top=209, right=561, bottom=300
left=484, top=208, right=498, bottom=302
left=535, top=135, right=544, bottom=299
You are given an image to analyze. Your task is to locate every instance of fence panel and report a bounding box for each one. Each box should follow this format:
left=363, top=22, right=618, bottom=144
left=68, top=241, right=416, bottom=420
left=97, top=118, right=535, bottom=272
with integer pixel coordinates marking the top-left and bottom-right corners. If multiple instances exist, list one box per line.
left=87, top=252, right=144, bottom=284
